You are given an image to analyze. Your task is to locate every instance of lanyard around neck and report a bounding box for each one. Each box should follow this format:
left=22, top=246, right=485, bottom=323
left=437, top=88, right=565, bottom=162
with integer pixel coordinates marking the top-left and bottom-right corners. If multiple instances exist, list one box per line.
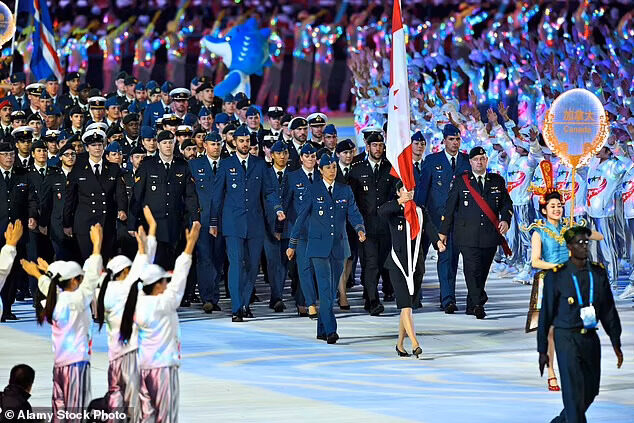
left=571, top=270, right=594, bottom=306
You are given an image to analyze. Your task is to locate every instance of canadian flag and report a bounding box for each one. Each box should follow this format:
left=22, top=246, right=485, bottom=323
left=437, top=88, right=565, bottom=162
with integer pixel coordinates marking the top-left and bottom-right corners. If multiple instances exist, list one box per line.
left=386, top=0, right=419, bottom=240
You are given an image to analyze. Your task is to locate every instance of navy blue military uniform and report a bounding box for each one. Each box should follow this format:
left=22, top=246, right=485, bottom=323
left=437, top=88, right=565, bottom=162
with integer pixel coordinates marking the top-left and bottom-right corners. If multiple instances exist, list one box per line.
left=190, top=154, right=223, bottom=307
left=415, top=150, right=471, bottom=309
left=440, top=170, right=513, bottom=315
left=40, top=167, right=79, bottom=261
left=128, top=155, right=199, bottom=269
left=63, top=157, right=128, bottom=262
left=210, top=153, right=282, bottom=318
left=289, top=179, right=365, bottom=340
left=538, top=261, right=621, bottom=423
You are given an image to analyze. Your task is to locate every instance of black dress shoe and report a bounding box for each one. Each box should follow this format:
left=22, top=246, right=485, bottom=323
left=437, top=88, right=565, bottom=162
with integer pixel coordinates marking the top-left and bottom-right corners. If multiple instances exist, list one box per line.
left=180, top=298, right=191, bottom=308
left=396, top=345, right=410, bottom=357
left=369, top=303, right=384, bottom=316
left=383, top=294, right=395, bottom=302
left=243, top=306, right=254, bottom=318
left=212, top=303, right=222, bottom=312
left=232, top=314, right=243, bottom=322
left=1, top=313, right=19, bottom=322
left=316, top=334, right=327, bottom=341
left=465, top=307, right=475, bottom=316
left=297, top=307, right=309, bottom=317
left=202, top=302, right=214, bottom=314
left=413, top=300, right=423, bottom=310
left=273, top=300, right=285, bottom=313
left=444, top=303, right=458, bottom=314
left=474, top=305, right=486, bottom=319
left=326, top=333, right=339, bottom=344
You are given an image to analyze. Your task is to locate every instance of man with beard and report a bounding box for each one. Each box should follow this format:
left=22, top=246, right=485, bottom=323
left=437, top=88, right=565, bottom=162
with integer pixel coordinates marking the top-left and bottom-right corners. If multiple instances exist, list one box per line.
left=169, top=88, right=197, bottom=127
left=287, top=117, right=308, bottom=171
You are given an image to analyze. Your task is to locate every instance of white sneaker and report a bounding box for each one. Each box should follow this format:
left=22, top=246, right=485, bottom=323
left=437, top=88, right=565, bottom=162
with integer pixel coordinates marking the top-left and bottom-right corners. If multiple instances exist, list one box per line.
left=618, top=283, right=634, bottom=300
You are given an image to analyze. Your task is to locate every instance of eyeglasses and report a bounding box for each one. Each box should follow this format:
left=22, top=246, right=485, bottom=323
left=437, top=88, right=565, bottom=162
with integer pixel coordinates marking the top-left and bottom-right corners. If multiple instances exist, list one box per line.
left=0, top=152, right=15, bottom=157
left=62, top=152, right=77, bottom=158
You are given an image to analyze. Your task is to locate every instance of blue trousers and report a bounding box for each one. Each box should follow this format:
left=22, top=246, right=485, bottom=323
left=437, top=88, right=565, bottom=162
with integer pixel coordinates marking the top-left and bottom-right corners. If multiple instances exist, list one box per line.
left=196, top=231, right=223, bottom=305
left=312, top=255, right=344, bottom=337
left=296, top=239, right=317, bottom=306
left=438, top=231, right=460, bottom=308
left=225, top=236, right=264, bottom=313
left=263, top=235, right=289, bottom=303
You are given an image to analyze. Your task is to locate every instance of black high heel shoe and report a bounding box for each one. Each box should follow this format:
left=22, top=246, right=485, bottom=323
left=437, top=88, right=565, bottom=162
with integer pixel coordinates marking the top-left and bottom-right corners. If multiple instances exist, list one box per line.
left=396, top=346, right=410, bottom=357
left=412, top=346, right=422, bottom=358
left=337, top=299, right=350, bottom=310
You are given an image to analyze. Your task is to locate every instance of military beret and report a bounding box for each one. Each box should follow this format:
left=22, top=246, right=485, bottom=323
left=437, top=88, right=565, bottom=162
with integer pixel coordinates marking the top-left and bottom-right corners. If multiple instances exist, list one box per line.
left=215, top=112, right=229, bottom=124
left=222, top=123, right=237, bottom=135
left=234, top=125, right=251, bottom=138
left=27, top=113, right=41, bottom=123
left=46, top=105, right=62, bottom=116
left=234, top=92, right=248, bottom=103
left=0, top=99, right=12, bottom=110
left=157, top=130, right=175, bottom=142
left=196, top=82, right=214, bottom=93
left=336, top=138, right=355, bottom=153
left=205, top=131, right=222, bottom=143
left=180, top=138, right=195, bottom=150
left=105, top=96, right=120, bottom=109
left=300, top=143, right=316, bottom=155
left=323, top=124, right=337, bottom=136
left=65, top=72, right=80, bottom=82
left=106, top=125, right=123, bottom=137
left=88, top=88, right=101, bottom=97
left=141, top=126, right=156, bottom=139
left=57, top=142, right=75, bottom=156
left=246, top=106, right=260, bottom=117
left=122, top=113, right=140, bottom=125
left=161, top=81, right=174, bottom=94
left=124, top=76, right=137, bottom=86
left=69, top=106, right=84, bottom=116
left=105, top=141, right=122, bottom=153
left=469, top=146, right=487, bottom=159
left=169, top=88, right=190, bottom=100
left=198, top=107, right=211, bottom=118
left=10, top=72, right=26, bottom=83
left=270, top=140, right=289, bottom=153
left=223, top=93, right=235, bottom=103
left=78, top=83, right=91, bottom=92
left=319, top=153, right=337, bottom=167
left=307, top=112, right=327, bottom=126
left=236, top=98, right=251, bottom=110
left=115, top=71, right=128, bottom=81
left=10, top=110, right=25, bottom=121
left=129, top=145, right=146, bottom=156
left=0, top=142, right=11, bottom=153
left=563, top=226, right=592, bottom=244
left=289, top=117, right=308, bottom=131
left=411, top=131, right=425, bottom=142
left=442, top=123, right=460, bottom=138
left=267, top=106, right=284, bottom=118
left=280, top=113, right=293, bottom=126
left=31, top=139, right=47, bottom=151
left=135, top=82, right=146, bottom=91
left=366, top=132, right=384, bottom=144
left=193, top=127, right=207, bottom=137
left=82, top=129, right=106, bottom=144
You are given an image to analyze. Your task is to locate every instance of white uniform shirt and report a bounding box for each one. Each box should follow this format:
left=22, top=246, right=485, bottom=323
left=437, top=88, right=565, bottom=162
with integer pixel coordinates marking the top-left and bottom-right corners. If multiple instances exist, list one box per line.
left=135, top=252, right=192, bottom=369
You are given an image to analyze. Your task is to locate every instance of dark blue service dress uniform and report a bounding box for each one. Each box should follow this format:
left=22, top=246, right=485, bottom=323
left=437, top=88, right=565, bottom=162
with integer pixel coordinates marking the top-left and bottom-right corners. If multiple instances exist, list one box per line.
left=415, top=150, right=471, bottom=309
left=538, top=260, right=622, bottom=423
left=210, top=154, right=282, bottom=315
left=289, top=181, right=365, bottom=338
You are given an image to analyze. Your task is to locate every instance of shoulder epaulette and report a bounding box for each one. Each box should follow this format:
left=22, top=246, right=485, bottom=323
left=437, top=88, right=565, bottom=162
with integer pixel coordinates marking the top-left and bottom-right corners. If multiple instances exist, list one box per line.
left=351, top=160, right=363, bottom=167
left=591, top=261, right=605, bottom=269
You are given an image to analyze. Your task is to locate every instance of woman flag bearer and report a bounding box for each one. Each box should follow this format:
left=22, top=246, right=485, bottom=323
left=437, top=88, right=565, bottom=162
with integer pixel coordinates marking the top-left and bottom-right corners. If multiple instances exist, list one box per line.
left=379, top=181, right=445, bottom=358
left=119, top=221, right=200, bottom=423
left=95, top=206, right=158, bottom=423
left=21, top=224, right=105, bottom=422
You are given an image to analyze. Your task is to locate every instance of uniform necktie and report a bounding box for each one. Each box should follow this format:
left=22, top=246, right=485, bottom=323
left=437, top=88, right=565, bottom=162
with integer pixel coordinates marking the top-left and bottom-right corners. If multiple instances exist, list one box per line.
left=373, top=163, right=379, bottom=181
left=343, top=167, right=349, bottom=178
left=165, top=162, right=170, bottom=173
left=241, top=160, right=247, bottom=172
left=17, top=98, right=22, bottom=110
left=478, top=176, right=484, bottom=192
left=415, top=162, right=420, bottom=173
left=451, top=156, right=456, bottom=171
left=4, top=170, right=10, bottom=184
left=328, top=185, right=333, bottom=197
left=165, top=106, right=170, bottom=115
left=22, top=159, right=28, bottom=167
left=308, top=172, right=313, bottom=184
left=39, top=167, right=45, bottom=177
left=212, top=161, right=217, bottom=175
left=94, top=163, right=100, bottom=177
left=277, top=171, right=283, bottom=184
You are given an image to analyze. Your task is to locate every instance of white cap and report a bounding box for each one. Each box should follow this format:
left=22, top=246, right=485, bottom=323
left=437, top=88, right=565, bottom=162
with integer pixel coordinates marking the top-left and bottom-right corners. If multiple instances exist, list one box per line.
left=26, top=82, right=45, bottom=91
left=45, top=129, right=60, bottom=137
left=106, top=255, right=133, bottom=275
left=140, top=264, right=172, bottom=286
left=49, top=260, right=84, bottom=281
left=88, top=96, right=107, bottom=103
left=82, top=128, right=107, bottom=143
left=86, top=122, right=108, bottom=132
left=176, top=125, right=193, bottom=133
left=169, top=87, right=191, bottom=97
left=11, top=126, right=35, bottom=136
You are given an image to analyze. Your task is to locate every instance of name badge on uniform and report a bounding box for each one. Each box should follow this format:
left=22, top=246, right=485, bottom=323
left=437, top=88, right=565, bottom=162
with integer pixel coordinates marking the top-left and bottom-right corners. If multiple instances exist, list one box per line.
left=150, top=175, right=158, bottom=179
